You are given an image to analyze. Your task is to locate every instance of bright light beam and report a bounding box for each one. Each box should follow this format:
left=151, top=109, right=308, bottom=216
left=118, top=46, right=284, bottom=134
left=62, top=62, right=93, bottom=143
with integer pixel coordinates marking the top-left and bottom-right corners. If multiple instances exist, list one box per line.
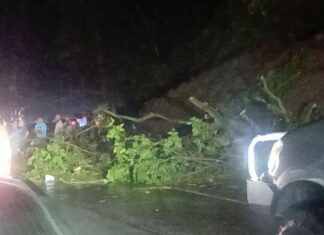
left=248, top=132, right=286, bottom=181
left=0, top=125, right=12, bottom=178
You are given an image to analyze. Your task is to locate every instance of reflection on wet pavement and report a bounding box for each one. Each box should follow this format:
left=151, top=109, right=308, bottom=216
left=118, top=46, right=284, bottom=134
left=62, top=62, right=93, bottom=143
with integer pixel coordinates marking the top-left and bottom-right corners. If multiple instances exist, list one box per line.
left=0, top=183, right=56, bottom=235
left=45, top=183, right=276, bottom=235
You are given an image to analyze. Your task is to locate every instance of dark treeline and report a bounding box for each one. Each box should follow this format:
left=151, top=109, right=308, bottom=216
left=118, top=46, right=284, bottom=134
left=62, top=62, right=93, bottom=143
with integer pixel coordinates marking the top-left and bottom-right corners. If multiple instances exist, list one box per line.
left=0, top=0, right=323, bottom=115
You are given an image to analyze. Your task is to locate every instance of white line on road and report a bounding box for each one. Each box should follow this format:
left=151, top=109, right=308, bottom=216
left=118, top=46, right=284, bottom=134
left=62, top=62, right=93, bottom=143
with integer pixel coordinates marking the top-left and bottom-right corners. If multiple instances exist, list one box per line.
left=135, top=186, right=247, bottom=205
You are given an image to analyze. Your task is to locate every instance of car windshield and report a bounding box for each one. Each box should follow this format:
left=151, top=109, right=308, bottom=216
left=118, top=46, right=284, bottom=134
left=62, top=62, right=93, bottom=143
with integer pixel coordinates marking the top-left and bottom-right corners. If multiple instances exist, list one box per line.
left=1, top=1, right=324, bottom=234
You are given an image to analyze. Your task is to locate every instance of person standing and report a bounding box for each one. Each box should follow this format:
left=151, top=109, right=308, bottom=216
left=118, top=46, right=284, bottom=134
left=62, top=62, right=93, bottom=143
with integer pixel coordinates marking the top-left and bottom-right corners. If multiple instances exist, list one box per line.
left=35, top=117, right=47, bottom=139
left=53, top=114, right=64, bottom=136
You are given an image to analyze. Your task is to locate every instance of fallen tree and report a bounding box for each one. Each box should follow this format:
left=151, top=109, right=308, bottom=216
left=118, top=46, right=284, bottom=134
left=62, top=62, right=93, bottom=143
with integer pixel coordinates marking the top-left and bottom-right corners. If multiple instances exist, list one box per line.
left=97, top=105, right=190, bottom=125
left=26, top=103, right=232, bottom=185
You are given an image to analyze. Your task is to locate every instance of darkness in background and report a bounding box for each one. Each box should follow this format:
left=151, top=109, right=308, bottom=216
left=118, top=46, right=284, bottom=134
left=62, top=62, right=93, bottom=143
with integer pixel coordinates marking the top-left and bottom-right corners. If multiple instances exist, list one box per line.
left=0, top=0, right=323, bottom=118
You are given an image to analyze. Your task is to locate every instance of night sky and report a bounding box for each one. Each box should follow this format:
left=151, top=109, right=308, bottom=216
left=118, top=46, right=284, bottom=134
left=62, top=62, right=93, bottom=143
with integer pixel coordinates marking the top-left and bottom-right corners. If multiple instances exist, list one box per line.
left=0, top=0, right=323, bottom=118
left=0, top=0, right=218, bottom=114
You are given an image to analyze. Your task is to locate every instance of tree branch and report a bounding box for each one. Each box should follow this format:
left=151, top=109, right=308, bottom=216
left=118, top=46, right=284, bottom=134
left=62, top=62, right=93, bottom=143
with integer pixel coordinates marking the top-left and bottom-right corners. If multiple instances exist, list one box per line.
left=188, top=97, right=224, bottom=127
left=301, top=103, right=317, bottom=124
left=97, top=107, right=190, bottom=125
left=260, top=75, right=290, bottom=123
left=64, top=141, right=97, bottom=156
left=239, top=109, right=259, bottom=131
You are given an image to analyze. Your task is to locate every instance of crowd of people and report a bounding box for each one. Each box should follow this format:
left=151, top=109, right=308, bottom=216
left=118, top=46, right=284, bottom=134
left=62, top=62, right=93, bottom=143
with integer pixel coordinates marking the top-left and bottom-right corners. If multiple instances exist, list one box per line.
left=32, top=113, right=91, bottom=139
left=3, top=110, right=93, bottom=154
left=0, top=109, right=93, bottom=177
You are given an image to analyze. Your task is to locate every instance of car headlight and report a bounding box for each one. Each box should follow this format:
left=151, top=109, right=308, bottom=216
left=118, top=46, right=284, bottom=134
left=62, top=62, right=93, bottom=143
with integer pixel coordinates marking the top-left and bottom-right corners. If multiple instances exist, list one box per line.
left=268, top=139, right=283, bottom=177
left=248, top=132, right=286, bottom=181
left=0, top=127, right=12, bottom=177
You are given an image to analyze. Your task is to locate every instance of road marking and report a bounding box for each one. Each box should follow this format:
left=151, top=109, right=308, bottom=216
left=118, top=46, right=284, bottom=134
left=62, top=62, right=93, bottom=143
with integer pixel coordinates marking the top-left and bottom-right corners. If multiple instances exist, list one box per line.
left=135, top=186, right=247, bottom=205
left=0, top=178, right=64, bottom=235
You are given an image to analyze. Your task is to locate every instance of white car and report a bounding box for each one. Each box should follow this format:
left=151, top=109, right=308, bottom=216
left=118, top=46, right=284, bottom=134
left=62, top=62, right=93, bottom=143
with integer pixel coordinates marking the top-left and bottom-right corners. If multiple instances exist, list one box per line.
left=247, top=121, right=324, bottom=234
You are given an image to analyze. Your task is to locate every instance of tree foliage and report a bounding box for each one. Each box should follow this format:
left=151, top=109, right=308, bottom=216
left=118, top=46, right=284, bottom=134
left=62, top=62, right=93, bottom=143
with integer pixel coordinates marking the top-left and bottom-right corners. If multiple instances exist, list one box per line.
left=26, top=140, right=104, bottom=183
left=253, top=61, right=320, bottom=127
left=26, top=114, right=231, bottom=186
left=105, top=116, right=230, bottom=185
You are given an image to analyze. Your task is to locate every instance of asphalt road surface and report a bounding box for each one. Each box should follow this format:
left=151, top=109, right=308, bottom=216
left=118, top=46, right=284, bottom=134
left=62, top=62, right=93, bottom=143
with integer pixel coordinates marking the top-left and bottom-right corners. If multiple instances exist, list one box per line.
left=0, top=182, right=56, bottom=235
left=0, top=181, right=276, bottom=235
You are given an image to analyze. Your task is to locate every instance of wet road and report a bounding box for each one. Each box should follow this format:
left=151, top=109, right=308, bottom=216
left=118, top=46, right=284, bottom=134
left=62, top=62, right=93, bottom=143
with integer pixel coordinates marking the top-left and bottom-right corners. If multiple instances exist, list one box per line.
left=0, top=180, right=276, bottom=235
left=0, top=181, right=56, bottom=235
left=44, top=183, right=276, bottom=235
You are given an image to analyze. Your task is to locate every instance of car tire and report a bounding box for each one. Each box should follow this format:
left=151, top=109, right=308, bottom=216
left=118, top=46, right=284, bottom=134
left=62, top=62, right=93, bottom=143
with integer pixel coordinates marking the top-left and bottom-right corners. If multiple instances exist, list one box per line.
left=278, top=209, right=324, bottom=235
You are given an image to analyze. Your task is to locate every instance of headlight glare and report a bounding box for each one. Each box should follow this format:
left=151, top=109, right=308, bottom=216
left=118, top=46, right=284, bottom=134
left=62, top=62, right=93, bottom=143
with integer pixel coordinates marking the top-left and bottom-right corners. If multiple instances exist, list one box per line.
left=268, top=140, right=283, bottom=176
